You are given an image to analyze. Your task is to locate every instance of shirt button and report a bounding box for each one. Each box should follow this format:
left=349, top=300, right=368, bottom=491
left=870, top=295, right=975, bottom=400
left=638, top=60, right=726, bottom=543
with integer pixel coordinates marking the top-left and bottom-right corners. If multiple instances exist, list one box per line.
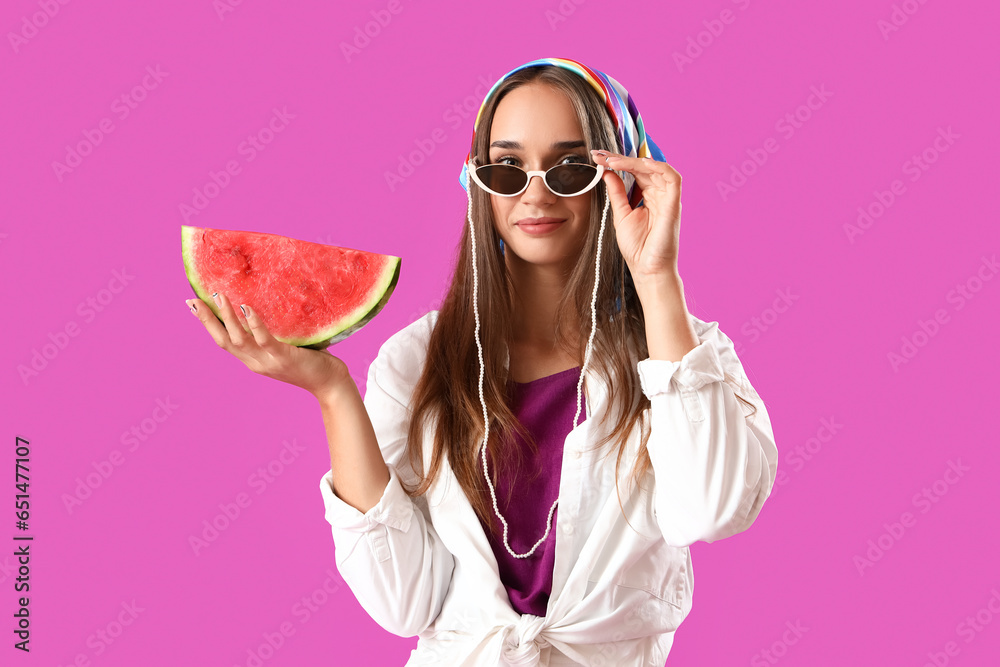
left=563, top=523, right=574, bottom=535
left=572, top=449, right=582, bottom=459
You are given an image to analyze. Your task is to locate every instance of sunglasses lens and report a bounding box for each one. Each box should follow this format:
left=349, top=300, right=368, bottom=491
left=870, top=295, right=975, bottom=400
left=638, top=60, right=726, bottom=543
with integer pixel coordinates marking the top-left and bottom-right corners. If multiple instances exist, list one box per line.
left=476, top=164, right=526, bottom=195
left=546, top=164, right=598, bottom=195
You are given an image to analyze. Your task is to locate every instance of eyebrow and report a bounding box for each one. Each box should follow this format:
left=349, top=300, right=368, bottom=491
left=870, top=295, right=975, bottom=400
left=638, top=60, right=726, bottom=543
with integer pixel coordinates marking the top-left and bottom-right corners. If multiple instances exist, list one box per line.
left=489, top=139, right=587, bottom=150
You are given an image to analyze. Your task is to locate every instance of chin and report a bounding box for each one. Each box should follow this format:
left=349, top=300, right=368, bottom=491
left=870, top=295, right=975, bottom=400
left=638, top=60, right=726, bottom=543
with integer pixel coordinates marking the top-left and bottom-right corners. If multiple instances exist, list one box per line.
left=510, top=247, right=575, bottom=265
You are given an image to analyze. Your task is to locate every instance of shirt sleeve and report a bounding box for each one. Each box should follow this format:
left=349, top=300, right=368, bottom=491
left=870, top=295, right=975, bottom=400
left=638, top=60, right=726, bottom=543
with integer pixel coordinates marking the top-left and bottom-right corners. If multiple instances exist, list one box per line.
left=637, top=316, right=778, bottom=547
left=317, top=316, right=455, bottom=637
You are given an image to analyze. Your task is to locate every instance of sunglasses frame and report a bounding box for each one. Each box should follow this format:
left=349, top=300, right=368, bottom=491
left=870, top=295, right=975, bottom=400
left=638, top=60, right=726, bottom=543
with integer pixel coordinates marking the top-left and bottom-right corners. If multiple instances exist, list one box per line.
left=467, top=155, right=606, bottom=197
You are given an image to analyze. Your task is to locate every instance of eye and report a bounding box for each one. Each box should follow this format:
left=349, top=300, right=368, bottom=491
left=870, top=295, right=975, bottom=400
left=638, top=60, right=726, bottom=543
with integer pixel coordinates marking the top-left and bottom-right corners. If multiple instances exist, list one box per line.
left=489, top=153, right=589, bottom=167
left=558, top=154, right=589, bottom=166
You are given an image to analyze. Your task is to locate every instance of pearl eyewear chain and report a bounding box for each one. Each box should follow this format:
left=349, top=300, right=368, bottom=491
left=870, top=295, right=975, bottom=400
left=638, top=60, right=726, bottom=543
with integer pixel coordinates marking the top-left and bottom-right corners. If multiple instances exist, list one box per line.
left=465, top=163, right=612, bottom=558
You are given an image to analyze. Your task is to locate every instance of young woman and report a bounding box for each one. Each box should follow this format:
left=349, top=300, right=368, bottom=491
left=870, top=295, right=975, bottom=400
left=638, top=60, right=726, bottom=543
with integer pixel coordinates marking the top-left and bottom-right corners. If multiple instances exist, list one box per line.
left=187, top=57, right=778, bottom=666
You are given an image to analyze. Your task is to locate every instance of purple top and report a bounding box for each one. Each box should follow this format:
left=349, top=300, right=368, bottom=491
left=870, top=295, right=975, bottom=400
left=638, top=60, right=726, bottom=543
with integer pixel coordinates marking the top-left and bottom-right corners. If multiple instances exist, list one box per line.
left=477, top=365, right=582, bottom=617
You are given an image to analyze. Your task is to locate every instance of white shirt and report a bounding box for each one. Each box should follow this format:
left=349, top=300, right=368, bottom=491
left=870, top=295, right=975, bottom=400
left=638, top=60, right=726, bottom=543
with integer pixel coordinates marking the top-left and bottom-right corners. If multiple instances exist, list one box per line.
left=318, top=310, right=778, bottom=666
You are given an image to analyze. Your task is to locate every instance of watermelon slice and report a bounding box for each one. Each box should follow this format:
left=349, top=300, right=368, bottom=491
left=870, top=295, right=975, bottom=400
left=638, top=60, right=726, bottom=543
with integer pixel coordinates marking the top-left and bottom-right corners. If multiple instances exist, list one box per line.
left=182, top=226, right=400, bottom=349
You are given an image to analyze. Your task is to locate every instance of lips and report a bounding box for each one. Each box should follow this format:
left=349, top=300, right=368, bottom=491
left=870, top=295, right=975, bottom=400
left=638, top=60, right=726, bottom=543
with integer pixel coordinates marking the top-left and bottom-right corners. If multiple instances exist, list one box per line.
left=516, top=217, right=566, bottom=233
left=515, top=218, right=566, bottom=225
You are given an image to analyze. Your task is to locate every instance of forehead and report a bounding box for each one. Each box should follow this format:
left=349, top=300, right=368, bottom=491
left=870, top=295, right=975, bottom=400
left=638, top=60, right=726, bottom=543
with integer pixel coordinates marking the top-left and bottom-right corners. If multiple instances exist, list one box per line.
left=489, top=82, right=584, bottom=149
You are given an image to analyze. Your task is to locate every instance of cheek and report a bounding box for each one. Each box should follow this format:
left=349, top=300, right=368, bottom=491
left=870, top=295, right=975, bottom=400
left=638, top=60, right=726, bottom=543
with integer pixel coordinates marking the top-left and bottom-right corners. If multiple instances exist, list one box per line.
left=491, top=197, right=513, bottom=226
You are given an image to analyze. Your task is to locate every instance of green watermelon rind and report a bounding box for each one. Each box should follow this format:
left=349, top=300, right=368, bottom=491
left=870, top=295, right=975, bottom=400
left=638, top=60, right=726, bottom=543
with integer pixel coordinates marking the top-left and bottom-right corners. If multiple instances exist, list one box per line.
left=181, top=225, right=401, bottom=350
left=299, top=256, right=400, bottom=350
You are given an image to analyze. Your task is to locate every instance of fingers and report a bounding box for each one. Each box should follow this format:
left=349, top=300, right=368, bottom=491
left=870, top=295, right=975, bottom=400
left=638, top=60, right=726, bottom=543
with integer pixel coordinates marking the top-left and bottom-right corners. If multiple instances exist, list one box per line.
left=187, top=297, right=233, bottom=349
left=212, top=291, right=253, bottom=348
left=591, top=150, right=681, bottom=219
left=186, top=293, right=249, bottom=351
left=239, top=303, right=280, bottom=352
left=187, top=292, right=282, bottom=358
left=592, top=150, right=656, bottom=171
left=590, top=149, right=681, bottom=181
left=599, top=168, right=633, bottom=225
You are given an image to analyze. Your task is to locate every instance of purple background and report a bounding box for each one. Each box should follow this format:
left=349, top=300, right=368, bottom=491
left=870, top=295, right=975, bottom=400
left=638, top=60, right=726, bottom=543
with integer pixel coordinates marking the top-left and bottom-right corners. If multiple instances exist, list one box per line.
left=2, top=0, right=999, bottom=665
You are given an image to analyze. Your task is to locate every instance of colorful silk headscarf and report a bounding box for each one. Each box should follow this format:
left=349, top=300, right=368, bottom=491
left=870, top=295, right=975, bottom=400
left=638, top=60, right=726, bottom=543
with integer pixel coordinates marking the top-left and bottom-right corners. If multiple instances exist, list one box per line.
left=458, top=56, right=666, bottom=209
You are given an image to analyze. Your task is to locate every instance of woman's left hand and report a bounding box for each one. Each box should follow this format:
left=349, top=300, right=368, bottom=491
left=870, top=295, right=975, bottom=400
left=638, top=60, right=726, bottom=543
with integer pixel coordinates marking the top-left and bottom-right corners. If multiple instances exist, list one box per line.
left=590, top=150, right=682, bottom=284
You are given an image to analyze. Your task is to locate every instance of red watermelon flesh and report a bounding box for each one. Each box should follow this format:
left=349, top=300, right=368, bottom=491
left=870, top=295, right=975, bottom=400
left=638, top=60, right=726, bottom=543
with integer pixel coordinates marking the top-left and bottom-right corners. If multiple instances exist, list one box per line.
left=182, top=226, right=400, bottom=349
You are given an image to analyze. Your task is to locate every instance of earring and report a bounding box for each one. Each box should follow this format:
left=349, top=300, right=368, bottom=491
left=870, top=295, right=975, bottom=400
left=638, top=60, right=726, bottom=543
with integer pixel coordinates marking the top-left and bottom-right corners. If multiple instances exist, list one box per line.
left=498, top=238, right=505, bottom=256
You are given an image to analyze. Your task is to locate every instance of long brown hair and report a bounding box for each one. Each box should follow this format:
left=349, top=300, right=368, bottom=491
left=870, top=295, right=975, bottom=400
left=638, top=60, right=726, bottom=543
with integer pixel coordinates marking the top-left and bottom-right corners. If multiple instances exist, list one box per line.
left=401, top=64, right=756, bottom=536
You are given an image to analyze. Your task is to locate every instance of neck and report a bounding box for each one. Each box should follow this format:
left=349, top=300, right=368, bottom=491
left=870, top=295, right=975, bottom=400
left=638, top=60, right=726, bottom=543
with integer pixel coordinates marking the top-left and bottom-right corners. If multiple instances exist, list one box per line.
left=507, top=258, right=581, bottom=351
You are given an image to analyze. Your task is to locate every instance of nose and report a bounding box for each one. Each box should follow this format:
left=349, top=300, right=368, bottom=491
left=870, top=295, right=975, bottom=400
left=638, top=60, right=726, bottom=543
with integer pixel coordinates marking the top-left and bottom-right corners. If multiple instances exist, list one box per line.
left=520, top=171, right=555, bottom=204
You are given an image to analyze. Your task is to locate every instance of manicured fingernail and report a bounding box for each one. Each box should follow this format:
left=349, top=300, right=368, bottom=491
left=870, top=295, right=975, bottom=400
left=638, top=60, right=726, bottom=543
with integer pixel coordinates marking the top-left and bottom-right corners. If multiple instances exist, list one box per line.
left=187, top=299, right=198, bottom=315
left=606, top=155, right=621, bottom=161
left=212, top=292, right=221, bottom=306
left=239, top=304, right=247, bottom=317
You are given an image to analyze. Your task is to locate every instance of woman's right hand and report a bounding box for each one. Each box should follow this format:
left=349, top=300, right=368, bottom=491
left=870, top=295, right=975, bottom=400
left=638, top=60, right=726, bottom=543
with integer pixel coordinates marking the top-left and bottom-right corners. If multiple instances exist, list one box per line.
left=186, top=292, right=351, bottom=399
